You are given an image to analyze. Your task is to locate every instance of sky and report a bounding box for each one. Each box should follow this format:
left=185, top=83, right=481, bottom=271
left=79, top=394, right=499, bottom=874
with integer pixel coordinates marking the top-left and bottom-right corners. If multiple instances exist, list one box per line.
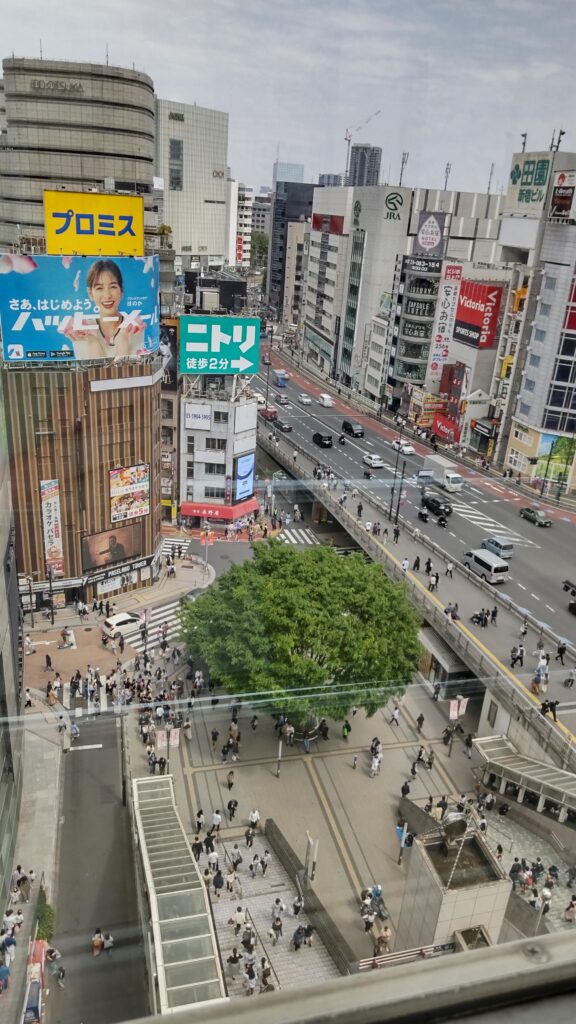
left=2, top=0, right=575, bottom=195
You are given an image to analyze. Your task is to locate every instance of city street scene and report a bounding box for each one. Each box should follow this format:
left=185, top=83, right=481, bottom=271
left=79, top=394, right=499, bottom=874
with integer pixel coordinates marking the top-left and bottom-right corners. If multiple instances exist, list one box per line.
left=1, top=4, right=576, bottom=1024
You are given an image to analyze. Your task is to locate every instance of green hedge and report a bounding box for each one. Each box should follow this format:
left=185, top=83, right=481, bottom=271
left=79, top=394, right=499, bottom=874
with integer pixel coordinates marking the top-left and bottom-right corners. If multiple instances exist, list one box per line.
left=36, top=886, right=55, bottom=942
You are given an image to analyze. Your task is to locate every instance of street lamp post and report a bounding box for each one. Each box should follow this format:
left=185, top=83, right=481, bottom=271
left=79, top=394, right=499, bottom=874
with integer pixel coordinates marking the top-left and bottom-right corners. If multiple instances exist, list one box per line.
left=264, top=360, right=271, bottom=408
left=540, top=438, right=557, bottom=497
left=48, top=568, right=55, bottom=626
left=388, top=421, right=404, bottom=522
left=394, top=459, right=407, bottom=525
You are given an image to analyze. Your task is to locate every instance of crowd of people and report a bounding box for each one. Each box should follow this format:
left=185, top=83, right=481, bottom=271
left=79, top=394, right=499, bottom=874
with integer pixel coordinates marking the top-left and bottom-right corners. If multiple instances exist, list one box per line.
left=0, top=866, right=36, bottom=994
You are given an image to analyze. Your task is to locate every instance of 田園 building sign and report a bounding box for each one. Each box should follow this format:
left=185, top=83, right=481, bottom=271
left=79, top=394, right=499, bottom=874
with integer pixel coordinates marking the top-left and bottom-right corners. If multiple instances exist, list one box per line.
left=505, top=152, right=551, bottom=218
left=43, top=191, right=144, bottom=257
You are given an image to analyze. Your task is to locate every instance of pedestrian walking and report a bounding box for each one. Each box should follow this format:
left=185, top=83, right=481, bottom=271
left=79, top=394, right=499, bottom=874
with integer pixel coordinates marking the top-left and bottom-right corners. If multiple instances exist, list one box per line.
left=211, top=728, right=219, bottom=750
left=445, top=560, right=454, bottom=578
left=227, top=947, right=242, bottom=979
left=555, top=642, right=567, bottom=665
left=213, top=869, right=224, bottom=898
left=249, top=854, right=261, bottom=879
left=45, top=653, right=52, bottom=672
left=548, top=699, right=560, bottom=722
left=260, top=850, right=272, bottom=875
left=231, top=844, right=243, bottom=871
left=248, top=808, right=260, bottom=830
left=389, top=706, right=400, bottom=727
left=432, top=682, right=441, bottom=702
left=212, top=809, right=222, bottom=832
left=270, top=917, right=283, bottom=944
left=400, top=780, right=411, bottom=798
left=490, top=606, right=498, bottom=626
left=226, top=770, right=235, bottom=791
left=245, top=826, right=255, bottom=848
left=231, top=907, right=246, bottom=937
left=401, top=557, right=409, bottom=573
left=292, top=895, right=304, bottom=916
left=91, top=928, right=104, bottom=956
left=250, top=715, right=258, bottom=730
left=292, top=924, right=306, bottom=951
left=511, top=643, right=525, bottom=668
left=393, top=525, right=400, bottom=544
left=103, top=933, right=114, bottom=958
left=464, top=733, right=473, bottom=759
left=342, top=719, right=352, bottom=740
left=412, top=555, right=420, bottom=571
left=227, top=798, right=238, bottom=821
left=196, top=809, right=205, bottom=833
left=416, top=713, right=424, bottom=733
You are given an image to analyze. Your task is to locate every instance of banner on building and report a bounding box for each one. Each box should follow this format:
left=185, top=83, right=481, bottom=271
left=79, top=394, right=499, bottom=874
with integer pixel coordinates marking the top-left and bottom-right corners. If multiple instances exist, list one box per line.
left=453, top=281, right=503, bottom=349
left=549, top=170, right=576, bottom=221
left=0, top=254, right=159, bottom=364
left=234, top=452, right=255, bottom=502
left=426, top=264, right=462, bottom=387
left=401, top=255, right=442, bottom=275
left=413, top=211, right=447, bottom=258
left=159, top=319, right=179, bottom=390
left=44, top=190, right=144, bottom=257
left=109, top=464, right=150, bottom=522
left=40, top=479, right=65, bottom=578
left=81, top=524, right=142, bottom=572
left=432, top=411, right=461, bottom=445
left=184, top=403, right=212, bottom=430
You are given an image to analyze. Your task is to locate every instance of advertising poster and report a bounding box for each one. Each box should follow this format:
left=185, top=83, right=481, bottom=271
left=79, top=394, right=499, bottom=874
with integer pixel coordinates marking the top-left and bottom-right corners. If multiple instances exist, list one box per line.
left=0, top=254, right=159, bottom=363
left=549, top=170, right=576, bottom=221
left=426, top=264, right=462, bottom=387
left=43, top=190, right=144, bottom=257
left=234, top=453, right=255, bottom=502
left=110, top=464, right=150, bottom=522
left=81, top=524, right=141, bottom=571
left=40, top=479, right=65, bottom=578
left=453, top=281, right=503, bottom=349
left=413, top=211, right=447, bottom=257
left=184, top=403, right=212, bottom=430
left=159, top=319, right=179, bottom=390
left=535, top=433, right=576, bottom=488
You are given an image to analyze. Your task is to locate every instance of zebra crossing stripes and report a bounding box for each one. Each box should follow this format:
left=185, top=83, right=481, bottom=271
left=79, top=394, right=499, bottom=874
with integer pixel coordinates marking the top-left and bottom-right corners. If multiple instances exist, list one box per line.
left=449, top=501, right=538, bottom=547
left=160, top=537, right=190, bottom=557
left=277, top=528, right=320, bottom=546
left=122, top=599, right=183, bottom=654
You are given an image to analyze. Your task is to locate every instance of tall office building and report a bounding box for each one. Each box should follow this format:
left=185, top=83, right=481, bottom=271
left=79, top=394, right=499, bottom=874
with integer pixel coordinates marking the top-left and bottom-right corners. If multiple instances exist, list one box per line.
left=155, top=98, right=229, bottom=266
left=319, top=173, right=344, bottom=187
left=252, top=193, right=272, bottom=236
left=283, top=220, right=310, bottom=326
left=348, top=144, right=382, bottom=186
left=266, top=181, right=316, bottom=316
left=0, top=57, right=157, bottom=251
left=272, top=160, right=304, bottom=189
left=235, top=183, right=253, bottom=267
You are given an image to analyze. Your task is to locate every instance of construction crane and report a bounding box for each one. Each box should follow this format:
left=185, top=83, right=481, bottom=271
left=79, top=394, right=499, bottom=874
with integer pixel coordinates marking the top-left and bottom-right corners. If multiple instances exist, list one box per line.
left=344, top=109, right=382, bottom=183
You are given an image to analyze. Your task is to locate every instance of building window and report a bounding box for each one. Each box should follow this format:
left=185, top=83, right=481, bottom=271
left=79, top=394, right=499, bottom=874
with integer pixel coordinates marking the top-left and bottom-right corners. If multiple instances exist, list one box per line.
left=524, top=378, right=536, bottom=392
left=187, top=436, right=195, bottom=455
left=519, top=401, right=531, bottom=417
left=513, top=426, right=531, bottom=445
left=205, top=437, right=227, bottom=451
left=161, top=426, right=173, bottom=446
left=205, top=486, right=226, bottom=499
left=161, top=398, right=173, bottom=420
left=544, top=276, right=556, bottom=291
left=186, top=459, right=195, bottom=478
left=204, top=463, right=226, bottom=475
left=561, top=335, right=576, bottom=357
left=539, top=303, right=551, bottom=318
left=214, top=410, right=229, bottom=423
left=186, top=487, right=195, bottom=501
left=534, top=329, right=546, bottom=343
left=528, top=354, right=541, bottom=368
left=169, top=138, right=183, bottom=191
left=508, top=448, right=528, bottom=470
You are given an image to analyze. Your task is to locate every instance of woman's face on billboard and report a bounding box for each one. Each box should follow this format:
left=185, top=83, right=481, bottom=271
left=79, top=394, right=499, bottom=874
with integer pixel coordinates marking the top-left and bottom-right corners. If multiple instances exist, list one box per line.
left=89, top=270, right=122, bottom=318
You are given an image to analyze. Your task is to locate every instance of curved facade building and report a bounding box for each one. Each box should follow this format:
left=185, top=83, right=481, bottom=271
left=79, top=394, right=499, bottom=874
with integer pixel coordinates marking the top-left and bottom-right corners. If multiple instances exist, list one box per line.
left=0, top=57, right=155, bottom=250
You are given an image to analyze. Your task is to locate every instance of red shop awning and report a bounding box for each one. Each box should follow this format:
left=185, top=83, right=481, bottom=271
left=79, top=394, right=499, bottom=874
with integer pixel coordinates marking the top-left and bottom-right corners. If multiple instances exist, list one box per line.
left=180, top=496, right=260, bottom=521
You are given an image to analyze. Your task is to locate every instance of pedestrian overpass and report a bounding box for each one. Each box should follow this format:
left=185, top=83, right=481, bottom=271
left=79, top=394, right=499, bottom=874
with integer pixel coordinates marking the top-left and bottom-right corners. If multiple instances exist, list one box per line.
left=132, top=775, right=227, bottom=1012
left=474, top=734, right=576, bottom=823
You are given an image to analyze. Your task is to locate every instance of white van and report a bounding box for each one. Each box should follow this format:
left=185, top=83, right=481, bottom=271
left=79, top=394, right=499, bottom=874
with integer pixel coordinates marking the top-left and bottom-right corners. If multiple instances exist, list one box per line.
left=462, top=549, right=510, bottom=584
left=318, top=393, right=334, bottom=408
left=481, top=536, right=514, bottom=560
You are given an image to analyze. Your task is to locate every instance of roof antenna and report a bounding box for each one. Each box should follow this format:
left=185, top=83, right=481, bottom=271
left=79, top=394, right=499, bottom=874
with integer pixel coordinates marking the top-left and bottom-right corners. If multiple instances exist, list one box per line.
left=520, top=132, right=527, bottom=153
left=39, top=39, right=43, bottom=60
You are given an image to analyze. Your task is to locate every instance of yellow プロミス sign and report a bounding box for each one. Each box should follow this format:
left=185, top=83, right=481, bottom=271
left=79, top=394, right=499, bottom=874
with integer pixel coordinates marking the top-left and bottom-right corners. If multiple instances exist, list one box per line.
left=44, top=190, right=144, bottom=256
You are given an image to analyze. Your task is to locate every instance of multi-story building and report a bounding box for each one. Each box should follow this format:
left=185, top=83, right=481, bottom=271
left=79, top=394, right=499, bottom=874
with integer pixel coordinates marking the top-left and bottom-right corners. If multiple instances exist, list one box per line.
left=282, top=220, right=310, bottom=327
left=500, top=149, right=576, bottom=492
left=303, top=185, right=412, bottom=385
left=0, top=57, right=157, bottom=251
left=267, top=181, right=316, bottom=316
left=319, top=173, right=344, bottom=187
left=272, top=160, right=304, bottom=189
left=0, top=377, right=24, bottom=910
left=348, top=144, right=382, bottom=187
left=251, top=192, right=272, bottom=237
left=236, top=183, right=253, bottom=268
left=178, top=378, right=259, bottom=525
left=155, top=98, right=229, bottom=266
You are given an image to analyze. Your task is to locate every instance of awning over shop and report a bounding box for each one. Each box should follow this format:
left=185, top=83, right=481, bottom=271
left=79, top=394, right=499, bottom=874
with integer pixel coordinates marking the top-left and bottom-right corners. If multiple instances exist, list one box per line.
left=180, top=496, right=260, bottom=520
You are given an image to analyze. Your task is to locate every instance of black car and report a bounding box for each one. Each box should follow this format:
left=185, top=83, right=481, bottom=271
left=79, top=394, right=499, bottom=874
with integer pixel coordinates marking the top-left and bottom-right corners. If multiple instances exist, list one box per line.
left=421, top=490, right=453, bottom=516
left=276, top=419, right=292, bottom=433
left=342, top=419, right=364, bottom=438
left=313, top=431, right=333, bottom=448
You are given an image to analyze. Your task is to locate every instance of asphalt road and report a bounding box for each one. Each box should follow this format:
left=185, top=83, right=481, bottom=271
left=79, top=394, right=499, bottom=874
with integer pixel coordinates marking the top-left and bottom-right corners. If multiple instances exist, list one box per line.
left=255, top=365, right=576, bottom=642
left=49, top=716, right=147, bottom=1024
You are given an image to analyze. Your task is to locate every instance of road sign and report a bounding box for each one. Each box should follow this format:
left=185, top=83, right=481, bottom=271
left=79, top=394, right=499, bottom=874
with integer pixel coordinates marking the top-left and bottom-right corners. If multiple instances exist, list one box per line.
left=180, top=315, right=261, bottom=375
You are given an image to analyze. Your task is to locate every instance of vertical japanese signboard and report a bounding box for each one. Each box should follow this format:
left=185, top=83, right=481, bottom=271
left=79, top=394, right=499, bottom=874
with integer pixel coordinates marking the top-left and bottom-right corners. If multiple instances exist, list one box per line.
left=426, top=264, right=462, bottom=388
left=40, top=479, right=65, bottom=577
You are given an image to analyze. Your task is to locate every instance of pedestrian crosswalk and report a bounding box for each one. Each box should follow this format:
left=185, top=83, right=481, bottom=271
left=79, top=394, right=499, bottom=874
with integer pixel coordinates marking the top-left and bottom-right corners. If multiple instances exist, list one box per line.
left=449, top=501, right=538, bottom=547
left=160, top=537, right=190, bottom=558
left=277, top=527, right=320, bottom=546
left=121, top=599, right=184, bottom=655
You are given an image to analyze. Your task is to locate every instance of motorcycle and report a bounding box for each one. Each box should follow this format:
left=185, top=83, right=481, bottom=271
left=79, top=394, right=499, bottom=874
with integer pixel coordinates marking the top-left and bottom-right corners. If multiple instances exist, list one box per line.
left=338, top=435, right=346, bottom=445
left=417, top=508, right=429, bottom=523
left=437, top=515, right=448, bottom=528
left=363, top=469, right=373, bottom=479
left=470, top=611, right=483, bottom=625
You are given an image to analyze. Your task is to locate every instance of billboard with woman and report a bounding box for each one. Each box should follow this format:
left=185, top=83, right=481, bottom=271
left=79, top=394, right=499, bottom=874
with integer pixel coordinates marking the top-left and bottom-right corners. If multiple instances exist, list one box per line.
left=0, top=253, right=159, bottom=363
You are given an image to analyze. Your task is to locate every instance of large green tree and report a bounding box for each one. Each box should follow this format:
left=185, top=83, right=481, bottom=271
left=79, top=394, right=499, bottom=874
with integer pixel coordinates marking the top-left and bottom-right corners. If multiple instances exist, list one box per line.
left=250, top=231, right=268, bottom=268
left=180, top=543, right=420, bottom=721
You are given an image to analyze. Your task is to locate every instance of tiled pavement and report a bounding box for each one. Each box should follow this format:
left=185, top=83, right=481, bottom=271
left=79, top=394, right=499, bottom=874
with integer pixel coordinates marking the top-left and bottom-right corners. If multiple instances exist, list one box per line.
left=480, top=809, right=575, bottom=931
left=207, top=835, right=341, bottom=997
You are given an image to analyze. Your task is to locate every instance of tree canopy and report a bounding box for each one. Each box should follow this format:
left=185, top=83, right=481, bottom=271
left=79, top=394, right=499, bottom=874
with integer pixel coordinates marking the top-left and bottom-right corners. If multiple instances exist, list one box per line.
left=250, top=231, right=268, bottom=268
left=180, top=542, right=421, bottom=721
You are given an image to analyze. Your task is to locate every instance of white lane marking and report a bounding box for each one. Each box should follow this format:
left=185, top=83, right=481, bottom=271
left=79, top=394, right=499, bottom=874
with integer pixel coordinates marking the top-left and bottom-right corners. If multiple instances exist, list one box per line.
left=469, top=487, right=483, bottom=495
left=545, top=604, right=555, bottom=612
left=531, top=594, right=540, bottom=601
left=517, top=583, right=527, bottom=590
left=71, top=743, right=103, bottom=751
left=449, top=531, right=456, bottom=537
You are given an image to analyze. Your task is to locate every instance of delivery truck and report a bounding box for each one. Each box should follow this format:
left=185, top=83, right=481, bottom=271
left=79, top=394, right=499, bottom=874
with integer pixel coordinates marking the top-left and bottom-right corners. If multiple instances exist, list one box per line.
left=274, top=369, right=290, bottom=388
left=419, top=454, right=464, bottom=493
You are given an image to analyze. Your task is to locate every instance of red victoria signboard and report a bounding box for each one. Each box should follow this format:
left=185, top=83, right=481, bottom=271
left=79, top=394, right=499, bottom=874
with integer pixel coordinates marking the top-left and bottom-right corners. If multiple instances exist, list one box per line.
left=432, top=411, right=461, bottom=444
left=453, top=281, right=503, bottom=349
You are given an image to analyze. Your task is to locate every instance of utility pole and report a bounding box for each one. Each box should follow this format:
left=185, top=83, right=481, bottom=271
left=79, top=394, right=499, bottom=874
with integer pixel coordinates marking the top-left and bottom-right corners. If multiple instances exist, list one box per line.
left=444, top=162, right=452, bottom=191
left=394, top=459, right=407, bottom=525
left=486, top=162, right=494, bottom=194
left=521, top=132, right=527, bottom=153
left=399, top=152, right=409, bottom=187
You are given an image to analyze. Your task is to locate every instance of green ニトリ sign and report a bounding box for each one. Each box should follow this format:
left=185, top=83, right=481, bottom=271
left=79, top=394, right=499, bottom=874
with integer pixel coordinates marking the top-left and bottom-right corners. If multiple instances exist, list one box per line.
left=180, top=315, right=261, bottom=375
